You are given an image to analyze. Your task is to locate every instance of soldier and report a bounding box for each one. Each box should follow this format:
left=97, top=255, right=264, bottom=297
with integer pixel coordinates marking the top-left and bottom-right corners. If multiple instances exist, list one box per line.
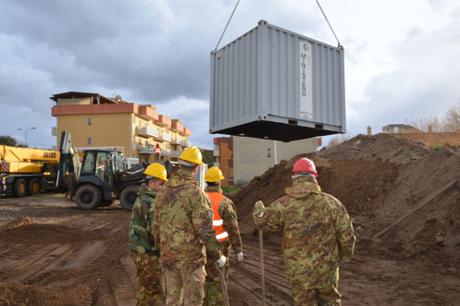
left=152, top=147, right=225, bottom=306
left=253, top=158, right=356, bottom=306
left=129, top=163, right=168, bottom=306
left=203, top=166, right=243, bottom=306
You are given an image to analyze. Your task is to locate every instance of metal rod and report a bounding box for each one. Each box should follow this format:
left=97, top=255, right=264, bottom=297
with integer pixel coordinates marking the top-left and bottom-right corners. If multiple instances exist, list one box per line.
left=259, top=229, right=266, bottom=306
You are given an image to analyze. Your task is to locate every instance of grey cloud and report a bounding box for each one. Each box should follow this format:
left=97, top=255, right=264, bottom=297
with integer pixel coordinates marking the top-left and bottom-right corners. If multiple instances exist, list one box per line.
left=0, top=0, right=356, bottom=148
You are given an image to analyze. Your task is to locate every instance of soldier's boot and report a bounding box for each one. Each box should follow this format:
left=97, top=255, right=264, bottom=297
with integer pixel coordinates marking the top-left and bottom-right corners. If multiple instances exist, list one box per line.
left=317, top=285, right=341, bottom=306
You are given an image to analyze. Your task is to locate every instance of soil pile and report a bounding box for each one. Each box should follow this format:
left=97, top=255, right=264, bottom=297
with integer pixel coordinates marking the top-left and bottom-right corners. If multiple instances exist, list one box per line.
left=1, top=218, right=105, bottom=244
left=319, top=133, right=430, bottom=164
left=233, top=133, right=460, bottom=267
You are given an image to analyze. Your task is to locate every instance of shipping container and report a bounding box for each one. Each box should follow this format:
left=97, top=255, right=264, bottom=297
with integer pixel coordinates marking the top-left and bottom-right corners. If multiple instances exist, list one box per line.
left=210, top=20, right=346, bottom=142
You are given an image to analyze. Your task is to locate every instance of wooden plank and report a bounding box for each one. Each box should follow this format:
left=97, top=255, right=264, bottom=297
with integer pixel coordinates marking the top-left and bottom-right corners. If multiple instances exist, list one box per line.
left=373, top=180, right=458, bottom=239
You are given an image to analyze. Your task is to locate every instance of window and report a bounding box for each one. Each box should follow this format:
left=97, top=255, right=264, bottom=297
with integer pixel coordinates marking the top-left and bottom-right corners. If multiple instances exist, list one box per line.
left=87, top=117, right=92, bottom=126
left=87, top=137, right=92, bottom=145
left=81, top=151, right=95, bottom=175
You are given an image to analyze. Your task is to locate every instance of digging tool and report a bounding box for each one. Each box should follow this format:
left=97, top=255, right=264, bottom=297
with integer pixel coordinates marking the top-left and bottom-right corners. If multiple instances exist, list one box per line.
left=215, top=263, right=230, bottom=306
left=259, top=229, right=266, bottom=306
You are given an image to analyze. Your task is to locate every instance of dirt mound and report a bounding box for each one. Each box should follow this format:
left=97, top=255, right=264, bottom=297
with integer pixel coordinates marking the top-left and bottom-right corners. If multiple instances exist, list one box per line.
left=319, top=133, right=430, bottom=164
left=0, top=283, right=93, bottom=306
left=233, top=155, right=399, bottom=234
left=233, top=134, right=460, bottom=267
left=0, top=220, right=105, bottom=244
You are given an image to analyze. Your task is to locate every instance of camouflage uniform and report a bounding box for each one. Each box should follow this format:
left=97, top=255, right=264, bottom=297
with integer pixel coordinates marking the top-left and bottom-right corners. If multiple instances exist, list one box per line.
left=152, top=168, right=222, bottom=306
left=204, top=185, right=243, bottom=306
left=253, top=176, right=356, bottom=306
left=129, top=184, right=164, bottom=306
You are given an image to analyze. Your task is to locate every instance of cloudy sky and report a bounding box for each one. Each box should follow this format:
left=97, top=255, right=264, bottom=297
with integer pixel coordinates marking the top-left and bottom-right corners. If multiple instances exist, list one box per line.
left=0, top=0, right=459, bottom=149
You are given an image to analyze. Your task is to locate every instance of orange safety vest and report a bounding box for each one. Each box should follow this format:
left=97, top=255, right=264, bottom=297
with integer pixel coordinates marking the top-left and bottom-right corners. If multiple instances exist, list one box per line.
left=207, top=192, right=229, bottom=243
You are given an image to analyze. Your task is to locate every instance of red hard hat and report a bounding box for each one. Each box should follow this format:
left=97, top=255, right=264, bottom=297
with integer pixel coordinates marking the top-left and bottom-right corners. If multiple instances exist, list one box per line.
left=292, top=158, right=318, bottom=177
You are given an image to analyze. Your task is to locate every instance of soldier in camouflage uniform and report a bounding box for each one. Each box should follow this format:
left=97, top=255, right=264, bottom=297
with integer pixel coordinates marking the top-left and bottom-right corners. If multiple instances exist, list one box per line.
left=129, top=163, right=168, bottom=306
left=152, top=147, right=225, bottom=306
left=203, top=166, right=243, bottom=306
left=253, top=158, right=356, bottom=306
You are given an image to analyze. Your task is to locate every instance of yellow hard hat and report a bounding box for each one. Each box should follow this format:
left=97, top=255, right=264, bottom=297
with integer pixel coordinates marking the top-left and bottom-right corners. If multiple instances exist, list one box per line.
left=179, top=146, right=203, bottom=165
left=144, top=163, right=168, bottom=181
left=205, top=166, right=225, bottom=183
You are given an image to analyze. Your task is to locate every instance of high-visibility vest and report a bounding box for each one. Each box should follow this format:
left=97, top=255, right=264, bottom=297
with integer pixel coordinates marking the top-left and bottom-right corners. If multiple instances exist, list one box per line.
left=207, top=192, right=229, bottom=243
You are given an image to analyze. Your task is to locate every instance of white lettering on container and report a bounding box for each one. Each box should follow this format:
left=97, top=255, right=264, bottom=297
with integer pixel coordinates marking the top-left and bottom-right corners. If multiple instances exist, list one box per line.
left=299, top=41, right=313, bottom=119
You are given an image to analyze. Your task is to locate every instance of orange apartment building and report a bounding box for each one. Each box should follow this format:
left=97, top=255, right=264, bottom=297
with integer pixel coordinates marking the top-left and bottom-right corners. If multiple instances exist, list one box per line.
left=51, top=92, right=191, bottom=163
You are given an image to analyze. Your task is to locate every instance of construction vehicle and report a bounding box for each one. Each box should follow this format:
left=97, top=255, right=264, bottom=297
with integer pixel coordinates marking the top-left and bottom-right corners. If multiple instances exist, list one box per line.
left=58, top=131, right=144, bottom=210
left=0, top=145, right=61, bottom=197
left=1, top=131, right=204, bottom=211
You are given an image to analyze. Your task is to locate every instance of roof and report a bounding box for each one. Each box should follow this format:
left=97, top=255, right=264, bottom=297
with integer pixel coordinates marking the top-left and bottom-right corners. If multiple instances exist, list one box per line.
left=382, top=124, right=417, bottom=129
left=50, top=91, right=120, bottom=104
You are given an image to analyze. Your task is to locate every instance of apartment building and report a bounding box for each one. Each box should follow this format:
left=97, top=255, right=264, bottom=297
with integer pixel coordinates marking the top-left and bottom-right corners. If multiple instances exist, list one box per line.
left=51, top=91, right=191, bottom=163
left=214, top=136, right=317, bottom=185
left=382, top=124, right=421, bottom=134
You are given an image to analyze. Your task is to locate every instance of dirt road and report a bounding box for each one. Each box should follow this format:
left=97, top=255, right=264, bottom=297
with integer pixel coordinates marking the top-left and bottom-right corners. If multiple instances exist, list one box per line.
left=1, top=194, right=459, bottom=306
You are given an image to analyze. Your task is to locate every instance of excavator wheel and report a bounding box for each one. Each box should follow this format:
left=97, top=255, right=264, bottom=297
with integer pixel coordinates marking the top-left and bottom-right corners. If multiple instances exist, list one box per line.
left=13, top=178, right=27, bottom=197
left=27, top=178, right=42, bottom=195
left=119, top=185, right=139, bottom=211
left=74, top=184, right=102, bottom=210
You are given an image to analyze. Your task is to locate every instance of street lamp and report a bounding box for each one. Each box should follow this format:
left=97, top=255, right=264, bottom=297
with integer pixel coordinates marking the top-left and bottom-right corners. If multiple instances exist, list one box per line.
left=17, top=127, right=36, bottom=146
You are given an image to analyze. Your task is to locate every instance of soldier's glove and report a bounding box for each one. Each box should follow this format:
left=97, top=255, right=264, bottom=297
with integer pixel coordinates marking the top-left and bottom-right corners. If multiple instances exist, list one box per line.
left=236, top=251, right=244, bottom=263
left=216, top=255, right=227, bottom=268
left=254, top=200, right=265, bottom=218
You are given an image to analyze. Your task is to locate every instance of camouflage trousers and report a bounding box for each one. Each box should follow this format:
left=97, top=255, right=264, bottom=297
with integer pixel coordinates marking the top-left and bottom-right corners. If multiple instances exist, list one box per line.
left=163, top=265, right=207, bottom=306
left=288, top=268, right=341, bottom=306
left=131, top=253, right=164, bottom=306
left=204, top=245, right=230, bottom=306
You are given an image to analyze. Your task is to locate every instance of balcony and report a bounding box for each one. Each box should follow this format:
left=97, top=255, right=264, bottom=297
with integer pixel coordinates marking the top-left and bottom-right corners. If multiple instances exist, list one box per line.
left=137, top=145, right=155, bottom=154
left=161, top=149, right=171, bottom=157
left=137, top=126, right=160, bottom=138
left=180, top=139, right=191, bottom=147
left=170, top=150, right=181, bottom=158
left=162, top=131, right=172, bottom=142
left=171, top=135, right=180, bottom=145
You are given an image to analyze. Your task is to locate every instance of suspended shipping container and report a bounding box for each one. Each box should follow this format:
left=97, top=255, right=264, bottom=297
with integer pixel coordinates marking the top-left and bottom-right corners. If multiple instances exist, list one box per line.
left=210, top=20, right=346, bottom=142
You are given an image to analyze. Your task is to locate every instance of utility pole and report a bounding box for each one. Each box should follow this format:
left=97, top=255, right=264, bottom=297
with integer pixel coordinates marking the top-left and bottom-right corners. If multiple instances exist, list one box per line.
left=18, top=126, right=36, bottom=146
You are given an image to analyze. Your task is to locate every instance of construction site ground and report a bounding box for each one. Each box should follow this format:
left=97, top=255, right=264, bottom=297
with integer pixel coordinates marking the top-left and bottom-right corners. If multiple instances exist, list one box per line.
left=1, top=134, right=459, bottom=306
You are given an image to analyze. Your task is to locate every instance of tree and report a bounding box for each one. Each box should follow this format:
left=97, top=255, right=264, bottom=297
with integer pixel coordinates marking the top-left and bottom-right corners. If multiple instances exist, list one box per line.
left=411, top=105, right=460, bottom=132
left=0, top=136, right=18, bottom=146
left=200, top=148, right=216, bottom=167
left=444, top=106, right=460, bottom=132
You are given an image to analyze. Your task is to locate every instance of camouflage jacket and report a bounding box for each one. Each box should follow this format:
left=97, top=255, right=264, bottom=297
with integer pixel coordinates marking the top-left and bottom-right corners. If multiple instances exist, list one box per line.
left=152, top=168, right=222, bottom=270
left=129, top=184, right=158, bottom=256
left=253, top=176, right=356, bottom=287
left=205, top=186, right=243, bottom=253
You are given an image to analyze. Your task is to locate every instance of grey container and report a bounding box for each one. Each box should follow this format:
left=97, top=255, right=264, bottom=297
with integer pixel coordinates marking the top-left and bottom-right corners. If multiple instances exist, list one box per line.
left=210, top=20, right=346, bottom=142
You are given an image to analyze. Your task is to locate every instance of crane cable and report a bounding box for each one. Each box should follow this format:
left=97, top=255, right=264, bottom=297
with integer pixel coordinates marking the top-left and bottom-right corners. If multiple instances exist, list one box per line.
left=214, top=0, right=241, bottom=52
left=315, top=0, right=341, bottom=47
